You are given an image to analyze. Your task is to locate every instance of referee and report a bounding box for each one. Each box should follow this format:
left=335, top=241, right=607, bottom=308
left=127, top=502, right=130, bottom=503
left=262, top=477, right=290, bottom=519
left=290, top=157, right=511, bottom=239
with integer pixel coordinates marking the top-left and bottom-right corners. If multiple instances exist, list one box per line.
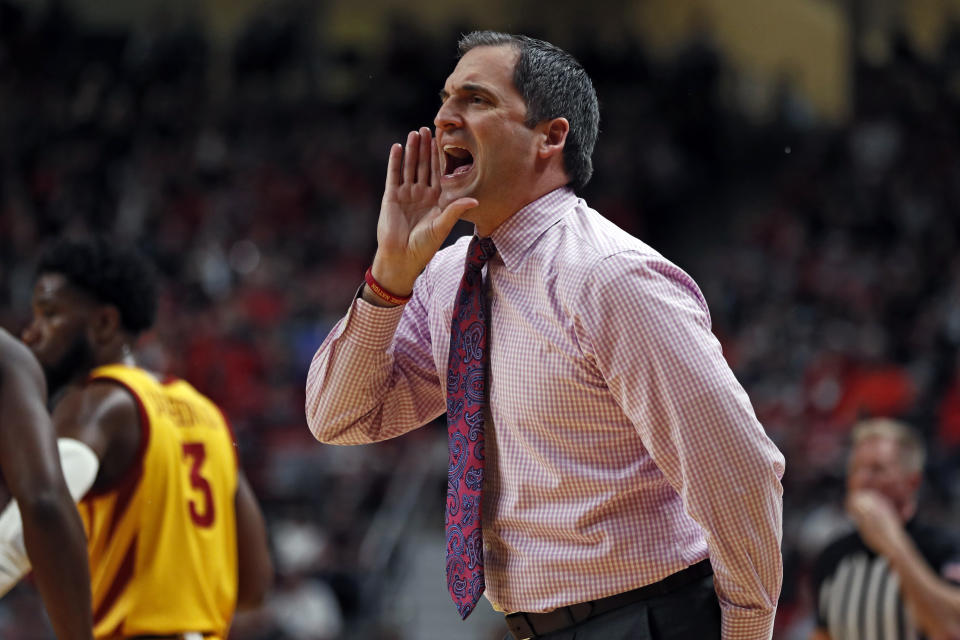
left=811, top=418, right=960, bottom=640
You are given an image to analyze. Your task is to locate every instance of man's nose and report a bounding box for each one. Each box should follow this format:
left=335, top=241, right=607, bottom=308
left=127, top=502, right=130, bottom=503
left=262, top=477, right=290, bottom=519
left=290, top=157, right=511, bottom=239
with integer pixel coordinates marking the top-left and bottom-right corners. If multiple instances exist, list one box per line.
left=434, top=100, right=460, bottom=131
left=21, top=320, right=40, bottom=346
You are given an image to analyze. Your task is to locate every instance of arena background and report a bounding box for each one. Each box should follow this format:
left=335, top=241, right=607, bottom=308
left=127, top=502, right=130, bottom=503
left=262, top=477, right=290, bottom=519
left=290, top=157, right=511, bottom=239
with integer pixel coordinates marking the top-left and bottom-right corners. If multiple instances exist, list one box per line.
left=1, top=0, right=960, bottom=637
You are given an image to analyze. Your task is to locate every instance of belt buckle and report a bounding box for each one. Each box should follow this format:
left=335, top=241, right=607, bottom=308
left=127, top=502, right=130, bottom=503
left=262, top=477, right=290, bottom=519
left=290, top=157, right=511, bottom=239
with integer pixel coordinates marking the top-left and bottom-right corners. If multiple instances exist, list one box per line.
left=183, top=634, right=203, bottom=640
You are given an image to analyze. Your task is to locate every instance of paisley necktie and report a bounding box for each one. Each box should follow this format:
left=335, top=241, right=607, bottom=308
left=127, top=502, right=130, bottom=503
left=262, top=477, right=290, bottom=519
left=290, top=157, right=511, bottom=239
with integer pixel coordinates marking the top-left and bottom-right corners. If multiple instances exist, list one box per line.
left=445, top=235, right=496, bottom=619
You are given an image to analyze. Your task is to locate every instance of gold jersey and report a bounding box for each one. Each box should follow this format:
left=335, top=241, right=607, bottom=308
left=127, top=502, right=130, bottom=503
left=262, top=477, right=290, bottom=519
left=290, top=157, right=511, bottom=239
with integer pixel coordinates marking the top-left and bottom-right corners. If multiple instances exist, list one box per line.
left=79, top=364, right=238, bottom=639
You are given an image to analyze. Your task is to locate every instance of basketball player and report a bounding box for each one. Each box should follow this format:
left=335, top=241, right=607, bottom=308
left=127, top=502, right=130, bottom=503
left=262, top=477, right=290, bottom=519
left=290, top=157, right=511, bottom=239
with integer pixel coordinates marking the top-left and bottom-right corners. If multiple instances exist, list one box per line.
left=19, top=237, right=273, bottom=639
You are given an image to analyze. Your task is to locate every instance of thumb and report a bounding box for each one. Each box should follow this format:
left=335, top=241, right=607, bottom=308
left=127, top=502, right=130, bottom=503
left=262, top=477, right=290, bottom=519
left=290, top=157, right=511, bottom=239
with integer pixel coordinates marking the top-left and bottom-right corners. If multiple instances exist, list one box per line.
left=431, top=197, right=479, bottom=240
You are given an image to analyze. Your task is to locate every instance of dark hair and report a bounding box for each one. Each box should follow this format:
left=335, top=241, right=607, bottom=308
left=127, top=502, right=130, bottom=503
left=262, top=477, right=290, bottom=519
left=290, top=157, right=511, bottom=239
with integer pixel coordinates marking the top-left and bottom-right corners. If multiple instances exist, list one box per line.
left=37, top=237, right=158, bottom=335
left=457, top=31, right=599, bottom=190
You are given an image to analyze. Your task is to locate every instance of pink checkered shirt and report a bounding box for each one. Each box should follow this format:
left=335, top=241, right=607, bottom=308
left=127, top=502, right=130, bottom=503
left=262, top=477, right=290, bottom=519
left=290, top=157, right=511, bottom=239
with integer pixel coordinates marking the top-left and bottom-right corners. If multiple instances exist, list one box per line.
left=306, top=187, right=785, bottom=639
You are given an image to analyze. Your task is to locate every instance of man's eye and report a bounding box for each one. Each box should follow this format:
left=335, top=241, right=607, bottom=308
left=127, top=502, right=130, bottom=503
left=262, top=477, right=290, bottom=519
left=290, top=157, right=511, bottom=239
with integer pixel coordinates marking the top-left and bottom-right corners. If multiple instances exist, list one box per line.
left=470, top=95, right=488, bottom=105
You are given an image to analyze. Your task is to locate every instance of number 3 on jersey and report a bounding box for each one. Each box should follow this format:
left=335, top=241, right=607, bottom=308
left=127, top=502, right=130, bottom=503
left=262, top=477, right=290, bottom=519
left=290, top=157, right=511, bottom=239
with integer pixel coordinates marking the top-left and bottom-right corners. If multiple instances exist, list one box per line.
left=182, top=442, right=215, bottom=527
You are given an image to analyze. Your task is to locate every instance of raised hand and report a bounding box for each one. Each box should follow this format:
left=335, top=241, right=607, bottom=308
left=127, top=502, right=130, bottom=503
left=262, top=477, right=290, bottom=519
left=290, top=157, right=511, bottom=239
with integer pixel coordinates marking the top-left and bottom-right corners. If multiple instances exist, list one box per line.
left=846, top=489, right=908, bottom=557
left=367, top=127, right=478, bottom=304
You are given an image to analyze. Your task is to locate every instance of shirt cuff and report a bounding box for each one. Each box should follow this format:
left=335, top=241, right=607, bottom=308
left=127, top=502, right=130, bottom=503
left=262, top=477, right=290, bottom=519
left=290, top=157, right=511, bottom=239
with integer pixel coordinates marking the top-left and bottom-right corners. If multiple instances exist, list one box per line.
left=721, top=604, right=775, bottom=640
left=343, top=295, right=406, bottom=351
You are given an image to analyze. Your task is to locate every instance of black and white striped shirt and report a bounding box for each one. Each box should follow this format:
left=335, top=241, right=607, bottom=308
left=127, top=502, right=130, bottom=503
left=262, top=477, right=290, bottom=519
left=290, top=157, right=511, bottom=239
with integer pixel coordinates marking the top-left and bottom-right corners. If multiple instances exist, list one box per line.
left=813, top=521, right=960, bottom=640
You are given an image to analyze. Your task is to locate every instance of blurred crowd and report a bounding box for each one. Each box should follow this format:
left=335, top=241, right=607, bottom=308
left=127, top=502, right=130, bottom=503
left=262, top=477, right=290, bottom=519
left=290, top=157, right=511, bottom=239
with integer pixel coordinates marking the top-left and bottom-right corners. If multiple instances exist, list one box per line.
left=1, top=1, right=959, bottom=638
left=692, top=27, right=960, bottom=639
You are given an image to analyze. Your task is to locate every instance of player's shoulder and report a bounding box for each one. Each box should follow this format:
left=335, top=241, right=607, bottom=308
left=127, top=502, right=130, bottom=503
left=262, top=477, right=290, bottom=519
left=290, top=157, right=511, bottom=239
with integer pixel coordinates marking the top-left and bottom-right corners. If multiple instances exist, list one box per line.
left=84, top=365, right=166, bottom=408
left=55, top=375, right=140, bottom=430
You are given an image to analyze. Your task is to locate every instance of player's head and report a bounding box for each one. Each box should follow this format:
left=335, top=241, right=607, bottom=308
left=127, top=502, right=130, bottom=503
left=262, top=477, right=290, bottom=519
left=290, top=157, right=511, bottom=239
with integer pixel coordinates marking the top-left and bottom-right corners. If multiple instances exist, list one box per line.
left=454, top=31, right=599, bottom=192
left=846, top=418, right=925, bottom=521
left=22, top=237, right=157, bottom=395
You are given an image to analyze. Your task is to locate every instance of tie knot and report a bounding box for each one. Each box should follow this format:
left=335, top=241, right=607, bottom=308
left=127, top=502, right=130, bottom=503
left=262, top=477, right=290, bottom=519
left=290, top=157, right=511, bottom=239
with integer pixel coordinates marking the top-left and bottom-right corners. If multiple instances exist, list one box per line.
left=465, top=236, right=497, bottom=269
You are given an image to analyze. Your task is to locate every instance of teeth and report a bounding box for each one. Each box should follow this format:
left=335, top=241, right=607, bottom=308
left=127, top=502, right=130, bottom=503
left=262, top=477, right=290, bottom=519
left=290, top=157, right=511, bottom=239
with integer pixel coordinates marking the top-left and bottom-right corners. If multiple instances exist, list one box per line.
left=443, top=145, right=471, bottom=158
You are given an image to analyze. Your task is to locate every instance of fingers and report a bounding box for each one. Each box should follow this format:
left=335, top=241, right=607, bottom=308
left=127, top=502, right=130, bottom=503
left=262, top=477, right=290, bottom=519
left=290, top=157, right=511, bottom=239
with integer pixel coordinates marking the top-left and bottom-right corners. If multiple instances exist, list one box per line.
left=432, top=133, right=442, bottom=187
left=402, top=130, right=419, bottom=185
left=385, top=143, right=402, bottom=191
left=391, top=128, right=435, bottom=188
left=845, top=494, right=866, bottom=521
left=846, top=490, right=895, bottom=522
left=846, top=490, right=871, bottom=513
left=417, top=127, right=432, bottom=186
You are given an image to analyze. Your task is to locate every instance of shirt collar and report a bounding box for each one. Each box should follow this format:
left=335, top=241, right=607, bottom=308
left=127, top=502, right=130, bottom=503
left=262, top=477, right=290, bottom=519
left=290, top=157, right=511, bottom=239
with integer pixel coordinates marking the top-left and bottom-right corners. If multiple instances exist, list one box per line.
left=485, top=186, right=577, bottom=272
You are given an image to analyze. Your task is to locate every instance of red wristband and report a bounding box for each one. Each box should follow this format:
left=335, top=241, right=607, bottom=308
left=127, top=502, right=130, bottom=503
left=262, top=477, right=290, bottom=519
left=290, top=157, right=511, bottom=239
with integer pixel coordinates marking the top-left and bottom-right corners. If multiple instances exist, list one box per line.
left=364, top=267, right=412, bottom=305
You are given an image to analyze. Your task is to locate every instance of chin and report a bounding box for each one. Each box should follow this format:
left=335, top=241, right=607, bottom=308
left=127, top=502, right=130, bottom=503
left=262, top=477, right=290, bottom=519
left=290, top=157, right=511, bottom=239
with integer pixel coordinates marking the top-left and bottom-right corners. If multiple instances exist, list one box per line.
left=43, top=335, right=95, bottom=397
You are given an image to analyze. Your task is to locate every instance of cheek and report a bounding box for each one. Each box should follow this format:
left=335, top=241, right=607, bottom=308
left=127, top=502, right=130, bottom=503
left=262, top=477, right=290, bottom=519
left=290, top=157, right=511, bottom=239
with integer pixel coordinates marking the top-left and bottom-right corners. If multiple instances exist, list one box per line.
left=28, top=319, right=53, bottom=345
left=35, top=330, right=63, bottom=358
left=40, top=321, right=77, bottom=353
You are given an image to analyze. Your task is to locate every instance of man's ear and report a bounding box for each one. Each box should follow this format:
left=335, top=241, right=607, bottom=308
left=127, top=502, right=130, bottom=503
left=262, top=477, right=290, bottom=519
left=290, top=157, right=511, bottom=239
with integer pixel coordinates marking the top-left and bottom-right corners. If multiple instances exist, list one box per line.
left=538, top=117, right=569, bottom=159
left=90, top=305, right=122, bottom=344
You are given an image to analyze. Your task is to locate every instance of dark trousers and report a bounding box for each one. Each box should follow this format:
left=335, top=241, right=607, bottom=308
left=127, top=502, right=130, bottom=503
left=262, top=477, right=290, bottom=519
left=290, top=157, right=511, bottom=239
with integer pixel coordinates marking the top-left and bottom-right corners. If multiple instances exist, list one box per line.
left=501, top=575, right=721, bottom=640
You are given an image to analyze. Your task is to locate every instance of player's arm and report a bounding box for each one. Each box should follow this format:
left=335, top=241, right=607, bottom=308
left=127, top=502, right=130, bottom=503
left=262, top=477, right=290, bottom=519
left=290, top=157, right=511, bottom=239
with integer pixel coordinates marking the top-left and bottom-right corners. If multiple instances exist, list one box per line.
left=0, top=335, right=93, bottom=639
left=51, top=381, right=141, bottom=490
left=234, top=470, right=272, bottom=610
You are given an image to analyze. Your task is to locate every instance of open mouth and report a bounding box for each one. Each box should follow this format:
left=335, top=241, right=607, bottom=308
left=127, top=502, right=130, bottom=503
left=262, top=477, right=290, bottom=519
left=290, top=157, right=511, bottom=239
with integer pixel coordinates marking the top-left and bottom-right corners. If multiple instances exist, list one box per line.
left=443, top=145, right=474, bottom=177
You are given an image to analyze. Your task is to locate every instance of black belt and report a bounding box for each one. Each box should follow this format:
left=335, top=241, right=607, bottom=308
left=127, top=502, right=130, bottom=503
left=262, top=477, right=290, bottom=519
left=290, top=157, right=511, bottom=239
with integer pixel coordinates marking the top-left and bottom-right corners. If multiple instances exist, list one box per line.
left=504, top=559, right=713, bottom=640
